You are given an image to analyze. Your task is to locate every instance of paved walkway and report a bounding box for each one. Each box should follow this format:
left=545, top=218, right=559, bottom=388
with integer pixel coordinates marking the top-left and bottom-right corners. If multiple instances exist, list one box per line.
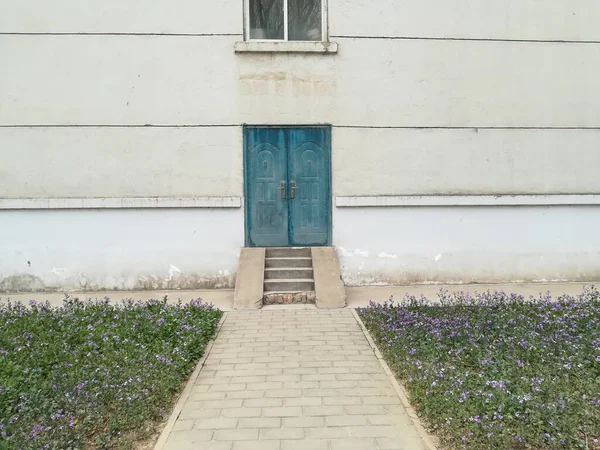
left=161, top=308, right=428, bottom=450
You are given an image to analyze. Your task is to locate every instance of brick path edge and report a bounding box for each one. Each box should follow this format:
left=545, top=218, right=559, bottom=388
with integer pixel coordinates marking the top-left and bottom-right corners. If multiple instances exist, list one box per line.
left=153, top=312, right=229, bottom=450
left=351, top=309, right=439, bottom=450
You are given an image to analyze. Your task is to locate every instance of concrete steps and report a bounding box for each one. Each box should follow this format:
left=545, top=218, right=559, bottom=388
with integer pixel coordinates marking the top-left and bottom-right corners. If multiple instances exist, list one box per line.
left=265, top=257, right=312, bottom=268
left=264, top=248, right=315, bottom=293
left=264, top=267, right=314, bottom=279
left=234, top=246, right=346, bottom=309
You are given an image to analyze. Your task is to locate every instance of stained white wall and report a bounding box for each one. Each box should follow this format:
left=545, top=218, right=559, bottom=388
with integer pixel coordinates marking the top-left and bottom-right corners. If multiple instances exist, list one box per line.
left=333, top=206, right=600, bottom=285
left=2, top=36, right=599, bottom=128
left=0, top=209, right=243, bottom=292
left=1, top=0, right=599, bottom=290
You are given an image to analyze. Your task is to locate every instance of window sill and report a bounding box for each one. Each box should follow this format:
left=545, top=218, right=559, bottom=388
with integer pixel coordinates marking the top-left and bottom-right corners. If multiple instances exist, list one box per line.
left=234, top=41, right=338, bottom=54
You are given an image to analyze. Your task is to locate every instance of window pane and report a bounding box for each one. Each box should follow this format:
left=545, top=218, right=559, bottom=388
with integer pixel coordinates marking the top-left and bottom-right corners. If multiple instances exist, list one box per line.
left=249, top=0, right=284, bottom=40
left=288, top=0, right=322, bottom=41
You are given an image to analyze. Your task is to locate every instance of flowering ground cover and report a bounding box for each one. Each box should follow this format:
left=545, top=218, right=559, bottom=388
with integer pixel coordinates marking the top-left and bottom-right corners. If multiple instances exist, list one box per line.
left=0, top=297, right=222, bottom=449
left=358, top=287, right=600, bottom=449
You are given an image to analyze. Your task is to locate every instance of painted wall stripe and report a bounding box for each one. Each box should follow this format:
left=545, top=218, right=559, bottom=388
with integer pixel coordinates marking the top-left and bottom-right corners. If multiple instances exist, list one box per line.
left=335, top=195, right=600, bottom=207
left=0, top=197, right=242, bottom=210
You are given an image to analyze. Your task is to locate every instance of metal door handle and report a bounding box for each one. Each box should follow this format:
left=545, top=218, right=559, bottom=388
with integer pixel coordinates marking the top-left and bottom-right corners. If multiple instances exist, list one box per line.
left=280, top=182, right=286, bottom=199
left=290, top=182, right=296, bottom=199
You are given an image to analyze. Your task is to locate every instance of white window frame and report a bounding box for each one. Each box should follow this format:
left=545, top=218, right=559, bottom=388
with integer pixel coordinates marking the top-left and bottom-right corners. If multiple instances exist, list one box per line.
left=244, top=0, right=329, bottom=43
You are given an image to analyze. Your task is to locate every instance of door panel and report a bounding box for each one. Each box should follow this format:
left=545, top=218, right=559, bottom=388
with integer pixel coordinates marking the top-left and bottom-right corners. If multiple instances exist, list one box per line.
left=288, top=127, right=331, bottom=246
left=245, top=128, right=289, bottom=247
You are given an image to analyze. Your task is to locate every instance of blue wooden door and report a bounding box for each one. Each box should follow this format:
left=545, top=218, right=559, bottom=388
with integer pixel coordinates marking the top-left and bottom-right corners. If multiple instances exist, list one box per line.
left=288, top=127, right=331, bottom=246
left=245, top=128, right=289, bottom=247
left=245, top=126, right=331, bottom=247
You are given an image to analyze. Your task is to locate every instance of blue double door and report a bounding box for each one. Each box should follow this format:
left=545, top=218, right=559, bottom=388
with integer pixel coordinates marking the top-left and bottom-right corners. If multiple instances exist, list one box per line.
left=245, top=126, right=331, bottom=247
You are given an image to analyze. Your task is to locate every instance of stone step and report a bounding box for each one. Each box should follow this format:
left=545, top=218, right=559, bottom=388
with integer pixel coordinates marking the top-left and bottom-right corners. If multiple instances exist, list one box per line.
left=264, top=267, right=314, bottom=280
left=265, top=257, right=312, bottom=268
left=264, top=278, right=315, bottom=292
left=263, top=291, right=317, bottom=305
left=266, top=247, right=311, bottom=258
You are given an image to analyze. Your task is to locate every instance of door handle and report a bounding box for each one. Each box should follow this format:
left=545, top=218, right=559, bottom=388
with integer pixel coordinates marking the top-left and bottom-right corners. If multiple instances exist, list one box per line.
left=290, top=182, right=296, bottom=199
left=280, top=182, right=286, bottom=199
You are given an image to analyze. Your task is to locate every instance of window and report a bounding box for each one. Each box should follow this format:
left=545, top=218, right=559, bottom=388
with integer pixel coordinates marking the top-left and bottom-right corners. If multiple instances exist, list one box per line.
left=246, top=0, right=325, bottom=42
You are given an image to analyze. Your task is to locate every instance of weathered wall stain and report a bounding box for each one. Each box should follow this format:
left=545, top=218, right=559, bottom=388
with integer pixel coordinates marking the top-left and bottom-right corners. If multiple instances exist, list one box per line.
left=0, top=274, right=45, bottom=292
left=0, top=273, right=235, bottom=294
left=238, top=71, right=336, bottom=97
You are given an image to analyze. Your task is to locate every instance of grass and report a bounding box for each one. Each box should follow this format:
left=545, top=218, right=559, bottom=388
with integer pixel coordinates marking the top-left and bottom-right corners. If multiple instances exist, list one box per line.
left=0, top=296, right=222, bottom=449
left=358, top=287, right=600, bottom=449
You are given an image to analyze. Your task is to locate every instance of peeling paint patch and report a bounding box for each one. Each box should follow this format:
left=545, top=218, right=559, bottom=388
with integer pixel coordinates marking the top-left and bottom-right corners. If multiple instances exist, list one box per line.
left=353, top=249, right=370, bottom=257
left=434, top=254, right=443, bottom=262
left=337, top=247, right=354, bottom=257
left=167, top=264, right=181, bottom=281
left=51, top=268, right=69, bottom=277
left=377, top=252, right=398, bottom=259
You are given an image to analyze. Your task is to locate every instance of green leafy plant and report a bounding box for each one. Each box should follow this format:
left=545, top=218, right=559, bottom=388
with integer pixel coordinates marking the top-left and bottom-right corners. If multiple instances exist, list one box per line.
left=0, top=296, right=222, bottom=449
left=359, top=287, right=600, bottom=449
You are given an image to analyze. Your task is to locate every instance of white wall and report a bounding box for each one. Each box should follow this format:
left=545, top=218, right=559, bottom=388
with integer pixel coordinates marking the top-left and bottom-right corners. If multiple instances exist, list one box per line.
left=0, top=127, right=242, bottom=198
left=2, top=0, right=598, bottom=41
left=334, top=206, right=600, bottom=285
left=0, top=208, right=243, bottom=292
left=0, top=0, right=242, bottom=34
left=332, top=128, right=600, bottom=196
left=330, top=0, right=600, bottom=41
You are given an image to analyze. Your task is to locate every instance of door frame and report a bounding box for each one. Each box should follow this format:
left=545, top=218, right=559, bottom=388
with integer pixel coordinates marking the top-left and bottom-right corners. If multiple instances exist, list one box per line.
left=243, top=124, right=333, bottom=247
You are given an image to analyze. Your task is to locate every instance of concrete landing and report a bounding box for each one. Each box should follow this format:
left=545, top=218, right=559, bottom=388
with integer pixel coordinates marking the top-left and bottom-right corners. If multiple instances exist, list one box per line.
left=233, top=247, right=265, bottom=310
left=312, top=247, right=347, bottom=309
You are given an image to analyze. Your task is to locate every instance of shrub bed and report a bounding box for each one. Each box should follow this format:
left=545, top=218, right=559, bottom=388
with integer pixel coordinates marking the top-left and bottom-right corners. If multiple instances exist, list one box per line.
left=358, top=287, right=600, bottom=449
left=0, top=297, right=222, bottom=449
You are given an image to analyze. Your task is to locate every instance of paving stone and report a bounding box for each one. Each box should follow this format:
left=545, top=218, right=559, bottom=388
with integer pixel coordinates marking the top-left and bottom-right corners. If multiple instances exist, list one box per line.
left=323, top=396, right=362, bottom=406
left=329, top=438, right=379, bottom=450
left=304, top=427, right=352, bottom=439
left=238, top=417, right=281, bottom=428
left=243, top=398, right=283, bottom=408
left=246, top=381, right=283, bottom=390
left=189, top=391, right=227, bottom=401
left=282, top=397, right=322, bottom=406
left=164, top=429, right=213, bottom=443
left=221, top=407, right=262, bottom=418
left=302, top=405, right=344, bottom=416
left=171, top=419, right=195, bottom=431
left=377, top=437, right=427, bottom=450
left=259, top=428, right=304, bottom=440
left=233, top=441, right=280, bottom=450
left=282, top=416, right=325, bottom=428
left=265, top=389, right=302, bottom=398
left=164, top=440, right=232, bottom=450
left=226, top=390, right=266, bottom=399
left=213, top=429, right=259, bottom=441
left=178, top=407, right=221, bottom=420
left=262, top=406, right=303, bottom=417
left=194, top=418, right=238, bottom=430
left=345, top=405, right=388, bottom=415
left=325, top=415, right=369, bottom=426
left=281, top=439, right=329, bottom=450
left=367, top=414, right=412, bottom=426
